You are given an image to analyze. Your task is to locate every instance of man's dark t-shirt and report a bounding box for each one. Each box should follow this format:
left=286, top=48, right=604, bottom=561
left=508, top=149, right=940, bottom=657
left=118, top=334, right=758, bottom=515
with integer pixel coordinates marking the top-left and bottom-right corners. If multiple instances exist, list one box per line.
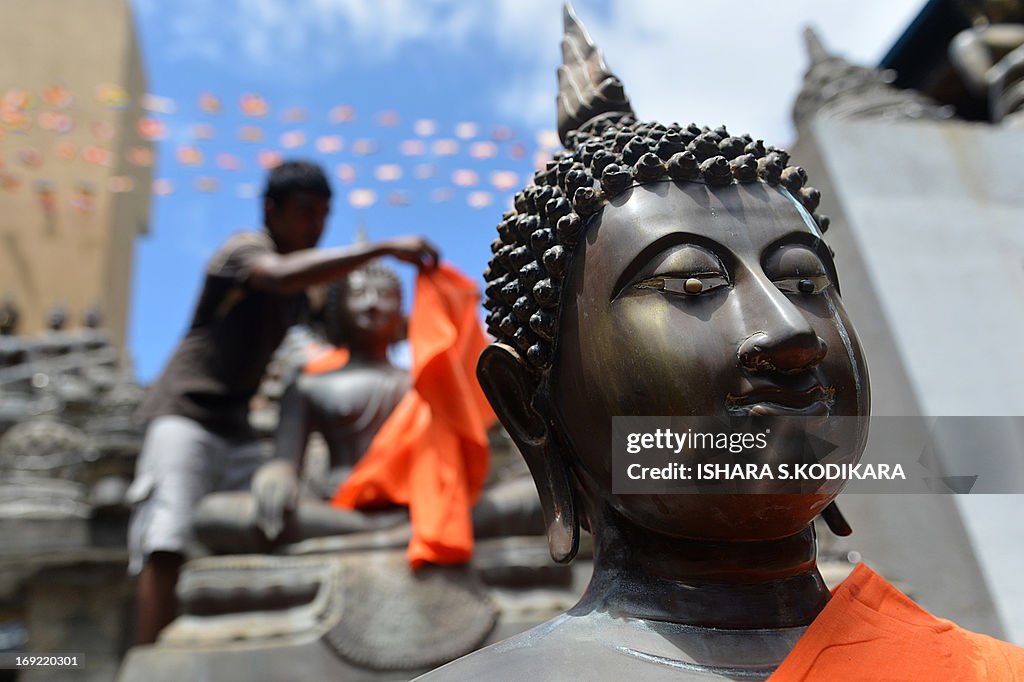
left=140, top=231, right=307, bottom=438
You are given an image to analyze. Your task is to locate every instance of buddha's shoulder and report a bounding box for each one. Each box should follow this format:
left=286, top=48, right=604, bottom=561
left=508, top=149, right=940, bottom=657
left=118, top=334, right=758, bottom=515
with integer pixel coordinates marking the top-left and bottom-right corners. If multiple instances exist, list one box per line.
left=414, top=613, right=711, bottom=682
left=413, top=615, right=599, bottom=681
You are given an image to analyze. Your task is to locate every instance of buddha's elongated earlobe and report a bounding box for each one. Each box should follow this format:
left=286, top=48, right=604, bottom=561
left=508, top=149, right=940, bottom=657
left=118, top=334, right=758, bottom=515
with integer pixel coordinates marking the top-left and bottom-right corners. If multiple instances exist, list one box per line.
left=477, top=344, right=579, bottom=563
left=821, top=501, right=852, bottom=536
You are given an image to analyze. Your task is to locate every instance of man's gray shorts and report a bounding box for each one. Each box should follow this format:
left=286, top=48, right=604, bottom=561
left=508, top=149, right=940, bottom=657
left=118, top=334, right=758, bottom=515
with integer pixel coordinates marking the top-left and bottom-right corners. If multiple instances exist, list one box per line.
left=127, top=414, right=268, bottom=573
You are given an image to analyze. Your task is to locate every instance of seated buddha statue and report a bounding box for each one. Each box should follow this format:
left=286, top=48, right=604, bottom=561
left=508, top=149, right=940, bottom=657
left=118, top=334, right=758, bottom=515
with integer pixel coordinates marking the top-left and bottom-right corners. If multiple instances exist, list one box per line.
left=195, top=261, right=543, bottom=554
left=195, top=262, right=415, bottom=551
left=419, top=6, right=1024, bottom=680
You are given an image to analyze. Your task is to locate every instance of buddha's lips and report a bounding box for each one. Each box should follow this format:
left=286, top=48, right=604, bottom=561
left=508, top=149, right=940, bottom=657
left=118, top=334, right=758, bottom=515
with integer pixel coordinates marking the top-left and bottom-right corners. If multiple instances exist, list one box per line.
left=726, top=384, right=835, bottom=410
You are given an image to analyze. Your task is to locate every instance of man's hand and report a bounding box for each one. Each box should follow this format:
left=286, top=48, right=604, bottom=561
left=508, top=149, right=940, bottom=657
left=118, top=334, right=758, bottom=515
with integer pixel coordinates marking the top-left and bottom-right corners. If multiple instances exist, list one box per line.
left=251, top=459, right=299, bottom=541
left=384, top=236, right=440, bottom=270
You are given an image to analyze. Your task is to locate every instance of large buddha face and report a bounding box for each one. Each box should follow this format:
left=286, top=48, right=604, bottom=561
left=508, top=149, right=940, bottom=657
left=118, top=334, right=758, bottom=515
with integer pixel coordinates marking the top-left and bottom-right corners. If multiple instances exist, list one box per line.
left=550, top=180, right=870, bottom=540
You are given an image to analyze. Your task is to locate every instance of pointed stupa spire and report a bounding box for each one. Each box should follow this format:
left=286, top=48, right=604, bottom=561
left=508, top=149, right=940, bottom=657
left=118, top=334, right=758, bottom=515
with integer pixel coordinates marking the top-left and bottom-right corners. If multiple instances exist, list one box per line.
left=354, top=214, right=369, bottom=245
left=803, top=26, right=832, bottom=66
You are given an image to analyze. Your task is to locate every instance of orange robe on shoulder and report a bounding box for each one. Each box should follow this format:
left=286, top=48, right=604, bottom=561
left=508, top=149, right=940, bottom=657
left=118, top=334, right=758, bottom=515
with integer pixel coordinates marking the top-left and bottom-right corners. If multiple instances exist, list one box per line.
left=330, top=263, right=495, bottom=568
left=770, top=563, right=1024, bottom=681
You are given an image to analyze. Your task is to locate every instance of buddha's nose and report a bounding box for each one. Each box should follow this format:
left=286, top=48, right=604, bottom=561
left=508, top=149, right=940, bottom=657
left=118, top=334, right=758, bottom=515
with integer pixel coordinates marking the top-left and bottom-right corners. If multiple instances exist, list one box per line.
left=737, top=284, right=827, bottom=373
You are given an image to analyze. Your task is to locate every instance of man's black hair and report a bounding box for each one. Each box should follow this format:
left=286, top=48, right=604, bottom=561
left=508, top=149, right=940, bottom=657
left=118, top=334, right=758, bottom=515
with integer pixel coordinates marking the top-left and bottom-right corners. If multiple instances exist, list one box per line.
left=263, top=160, right=332, bottom=204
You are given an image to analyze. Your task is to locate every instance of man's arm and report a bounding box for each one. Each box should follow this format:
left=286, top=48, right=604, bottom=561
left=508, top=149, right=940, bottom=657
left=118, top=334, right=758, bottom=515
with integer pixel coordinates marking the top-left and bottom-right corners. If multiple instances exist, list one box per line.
left=247, top=236, right=439, bottom=294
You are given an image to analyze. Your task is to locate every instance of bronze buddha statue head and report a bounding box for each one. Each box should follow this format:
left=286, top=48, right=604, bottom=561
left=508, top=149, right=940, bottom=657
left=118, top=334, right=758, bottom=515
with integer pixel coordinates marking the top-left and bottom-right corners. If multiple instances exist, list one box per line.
left=477, top=6, right=870, bottom=566
left=322, top=262, right=404, bottom=357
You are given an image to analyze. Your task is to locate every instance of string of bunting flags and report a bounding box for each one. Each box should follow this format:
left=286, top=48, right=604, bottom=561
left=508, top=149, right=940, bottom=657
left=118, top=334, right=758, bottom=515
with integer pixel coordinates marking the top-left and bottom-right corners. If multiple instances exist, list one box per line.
left=0, top=85, right=563, bottom=212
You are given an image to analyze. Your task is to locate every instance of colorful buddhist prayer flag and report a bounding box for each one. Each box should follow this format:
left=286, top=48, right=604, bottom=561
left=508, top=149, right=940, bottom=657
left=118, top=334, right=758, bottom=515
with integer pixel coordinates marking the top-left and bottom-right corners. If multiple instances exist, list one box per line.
left=315, top=135, right=343, bottom=153
left=0, top=172, right=21, bottom=191
left=240, top=93, right=269, bottom=117
left=95, top=84, right=128, bottom=109
left=215, top=153, right=241, bottom=171
left=280, top=130, right=306, bottom=149
left=1, top=109, right=31, bottom=132
left=351, top=139, right=377, bottom=156
left=38, top=111, right=73, bottom=134
left=236, top=183, right=259, bottom=198
left=194, top=176, right=219, bottom=192
left=137, top=117, right=167, bottom=141
left=176, top=145, right=203, bottom=166
left=467, top=191, right=492, bottom=208
left=127, top=146, right=154, bottom=167
left=414, top=163, right=437, bottom=180
left=81, top=145, right=112, bottom=167
left=91, top=121, right=115, bottom=141
left=54, top=141, right=77, bottom=161
left=432, top=139, right=458, bottom=156
left=109, top=176, right=135, bottom=193
left=238, top=126, right=264, bottom=142
left=335, top=163, right=356, bottom=183
left=151, top=179, right=174, bottom=196
left=398, top=139, right=425, bottom=156
left=469, top=141, right=497, bottom=159
left=508, top=142, right=527, bottom=160
left=375, top=110, right=400, bottom=127
left=329, top=104, right=355, bottom=123
left=386, top=190, right=410, bottom=207
left=189, top=123, right=215, bottom=140
left=413, top=119, right=437, bottom=137
left=43, top=85, right=74, bottom=109
left=375, top=164, right=402, bottom=181
left=282, top=106, right=308, bottom=122
left=1, top=89, right=32, bottom=111
left=141, top=94, right=176, bottom=114
left=452, top=169, right=478, bottom=187
left=430, top=187, right=454, bottom=203
left=348, top=188, right=377, bottom=208
left=490, top=170, right=519, bottom=191
left=17, top=148, right=43, bottom=169
left=454, top=122, right=478, bottom=139
left=535, top=129, right=560, bottom=148
left=491, top=125, right=513, bottom=141
left=198, top=92, right=222, bottom=114
left=257, top=150, right=282, bottom=169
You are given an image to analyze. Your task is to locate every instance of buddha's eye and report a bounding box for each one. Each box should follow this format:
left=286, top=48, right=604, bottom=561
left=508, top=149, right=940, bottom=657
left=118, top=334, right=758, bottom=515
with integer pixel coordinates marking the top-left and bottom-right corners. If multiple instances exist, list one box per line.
left=626, top=244, right=730, bottom=299
left=635, top=273, right=730, bottom=296
left=764, top=246, right=833, bottom=296
left=773, top=275, right=831, bottom=295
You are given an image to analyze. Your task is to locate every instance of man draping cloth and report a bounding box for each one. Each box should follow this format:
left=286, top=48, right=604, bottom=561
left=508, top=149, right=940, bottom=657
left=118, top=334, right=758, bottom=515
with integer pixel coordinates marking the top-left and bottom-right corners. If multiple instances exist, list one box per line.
left=770, top=563, right=1024, bottom=681
left=330, top=263, right=495, bottom=568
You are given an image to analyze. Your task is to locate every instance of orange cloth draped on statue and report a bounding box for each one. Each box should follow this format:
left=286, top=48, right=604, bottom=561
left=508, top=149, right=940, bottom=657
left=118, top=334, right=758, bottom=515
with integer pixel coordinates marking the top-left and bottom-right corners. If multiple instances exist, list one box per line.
left=303, top=346, right=349, bottom=375
left=330, top=263, right=495, bottom=568
left=770, top=563, right=1024, bottom=681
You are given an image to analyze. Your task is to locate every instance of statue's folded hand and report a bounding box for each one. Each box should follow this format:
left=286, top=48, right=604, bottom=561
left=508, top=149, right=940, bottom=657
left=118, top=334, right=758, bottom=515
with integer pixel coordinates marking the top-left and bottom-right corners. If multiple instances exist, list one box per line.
left=251, top=459, right=299, bottom=541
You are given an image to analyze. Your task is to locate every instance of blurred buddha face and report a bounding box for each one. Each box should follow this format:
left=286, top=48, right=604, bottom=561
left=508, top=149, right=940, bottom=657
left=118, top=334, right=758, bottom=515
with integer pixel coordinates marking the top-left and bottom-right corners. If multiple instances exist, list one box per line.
left=330, top=269, right=403, bottom=351
left=551, top=181, right=870, bottom=540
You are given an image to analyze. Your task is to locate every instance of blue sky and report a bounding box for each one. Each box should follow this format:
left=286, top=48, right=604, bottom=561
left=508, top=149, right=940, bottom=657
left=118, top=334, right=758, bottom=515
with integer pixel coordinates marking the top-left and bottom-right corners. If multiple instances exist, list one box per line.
left=129, top=0, right=924, bottom=382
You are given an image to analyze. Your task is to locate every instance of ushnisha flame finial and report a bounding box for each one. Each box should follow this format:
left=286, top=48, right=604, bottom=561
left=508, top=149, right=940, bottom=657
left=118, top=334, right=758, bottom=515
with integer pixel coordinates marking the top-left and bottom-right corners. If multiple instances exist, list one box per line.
left=557, top=3, right=635, bottom=147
